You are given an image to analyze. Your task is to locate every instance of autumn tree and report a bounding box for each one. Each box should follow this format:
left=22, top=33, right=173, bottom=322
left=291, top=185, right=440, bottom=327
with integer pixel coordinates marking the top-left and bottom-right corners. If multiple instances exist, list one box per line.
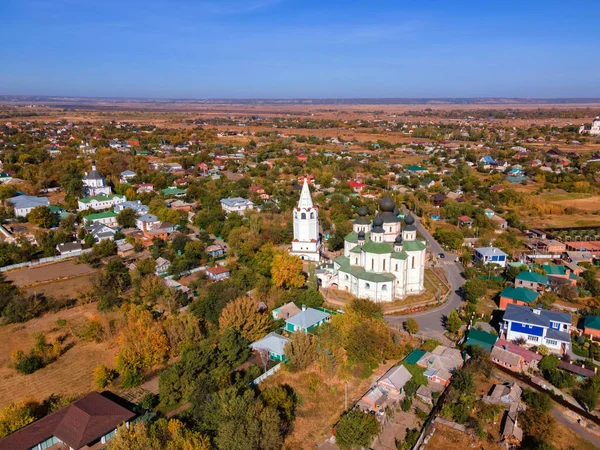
left=116, top=208, right=138, bottom=228
left=219, top=296, right=273, bottom=341
left=0, top=401, right=36, bottom=438
left=271, top=252, right=304, bottom=289
left=28, top=206, right=58, bottom=228
left=445, top=309, right=463, bottom=334
left=115, top=305, right=169, bottom=388
left=284, top=332, right=316, bottom=372
left=405, top=318, right=419, bottom=336
left=94, top=364, right=116, bottom=389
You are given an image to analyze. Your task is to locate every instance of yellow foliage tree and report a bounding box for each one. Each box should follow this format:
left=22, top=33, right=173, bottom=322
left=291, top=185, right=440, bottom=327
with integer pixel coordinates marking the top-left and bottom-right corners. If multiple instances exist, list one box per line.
left=0, top=401, right=36, bottom=438
left=271, top=252, right=305, bottom=289
left=219, top=296, right=273, bottom=342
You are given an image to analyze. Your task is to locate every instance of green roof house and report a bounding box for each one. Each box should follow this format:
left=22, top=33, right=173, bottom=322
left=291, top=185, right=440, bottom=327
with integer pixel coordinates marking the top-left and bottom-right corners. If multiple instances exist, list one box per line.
left=584, top=316, right=600, bottom=338
left=464, top=329, right=498, bottom=351
left=515, top=271, right=549, bottom=291
left=162, top=187, right=186, bottom=197
left=499, top=287, right=539, bottom=309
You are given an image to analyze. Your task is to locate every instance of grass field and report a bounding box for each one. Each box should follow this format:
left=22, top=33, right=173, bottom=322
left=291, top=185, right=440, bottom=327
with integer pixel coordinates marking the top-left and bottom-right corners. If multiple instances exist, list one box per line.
left=5, top=260, right=97, bottom=287
left=0, top=303, right=121, bottom=408
left=22, top=272, right=95, bottom=299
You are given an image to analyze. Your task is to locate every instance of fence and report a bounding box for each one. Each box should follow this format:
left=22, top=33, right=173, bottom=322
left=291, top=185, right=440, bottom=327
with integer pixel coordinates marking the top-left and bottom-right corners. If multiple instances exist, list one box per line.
left=0, top=249, right=93, bottom=273
left=251, top=363, right=281, bottom=385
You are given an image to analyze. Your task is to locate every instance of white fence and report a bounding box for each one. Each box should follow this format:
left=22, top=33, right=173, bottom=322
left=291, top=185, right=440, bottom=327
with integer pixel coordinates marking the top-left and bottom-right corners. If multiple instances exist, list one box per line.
left=0, top=249, right=93, bottom=273
left=251, top=363, right=282, bottom=385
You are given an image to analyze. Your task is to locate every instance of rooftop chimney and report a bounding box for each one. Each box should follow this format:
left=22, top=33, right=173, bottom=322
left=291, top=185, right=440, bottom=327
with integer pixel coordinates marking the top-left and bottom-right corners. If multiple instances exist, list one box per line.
left=302, top=304, right=306, bottom=311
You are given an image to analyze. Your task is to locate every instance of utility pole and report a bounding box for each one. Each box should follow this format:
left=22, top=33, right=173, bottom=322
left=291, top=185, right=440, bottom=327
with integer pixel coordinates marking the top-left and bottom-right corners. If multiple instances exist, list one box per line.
left=344, top=382, right=348, bottom=411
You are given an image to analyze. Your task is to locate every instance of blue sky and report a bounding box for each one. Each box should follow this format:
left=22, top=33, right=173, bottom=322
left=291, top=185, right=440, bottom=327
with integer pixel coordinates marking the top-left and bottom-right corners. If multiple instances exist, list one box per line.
left=1, top=0, right=599, bottom=98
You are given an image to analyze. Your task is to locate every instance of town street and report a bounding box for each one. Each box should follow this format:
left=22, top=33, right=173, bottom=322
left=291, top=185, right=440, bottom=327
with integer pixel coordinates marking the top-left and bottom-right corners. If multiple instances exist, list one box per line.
left=384, top=209, right=466, bottom=341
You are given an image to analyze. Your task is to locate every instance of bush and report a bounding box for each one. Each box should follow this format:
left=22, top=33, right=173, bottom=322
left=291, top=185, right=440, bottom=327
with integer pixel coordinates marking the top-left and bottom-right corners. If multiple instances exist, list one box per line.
left=93, top=364, right=116, bottom=389
left=522, top=389, right=552, bottom=412
left=401, top=397, right=412, bottom=412
left=139, top=393, right=159, bottom=411
left=14, top=354, right=44, bottom=374
left=335, top=408, right=380, bottom=450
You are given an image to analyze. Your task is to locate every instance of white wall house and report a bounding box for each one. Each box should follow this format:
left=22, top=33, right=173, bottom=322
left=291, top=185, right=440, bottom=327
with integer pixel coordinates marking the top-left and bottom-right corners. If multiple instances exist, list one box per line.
left=220, top=197, right=254, bottom=215
left=78, top=194, right=126, bottom=212
left=501, top=304, right=571, bottom=353
left=82, top=163, right=112, bottom=197
left=8, top=195, right=51, bottom=217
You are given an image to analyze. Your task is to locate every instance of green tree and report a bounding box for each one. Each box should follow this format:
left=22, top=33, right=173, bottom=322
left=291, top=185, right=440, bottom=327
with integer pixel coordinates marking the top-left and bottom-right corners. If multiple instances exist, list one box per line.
left=405, top=318, right=419, bottom=336
left=462, top=278, right=487, bottom=303
left=28, top=206, right=58, bottom=228
left=284, top=332, right=316, bottom=372
left=116, top=208, right=138, bottom=228
left=219, top=328, right=251, bottom=368
left=335, top=408, right=380, bottom=450
left=445, top=309, right=463, bottom=334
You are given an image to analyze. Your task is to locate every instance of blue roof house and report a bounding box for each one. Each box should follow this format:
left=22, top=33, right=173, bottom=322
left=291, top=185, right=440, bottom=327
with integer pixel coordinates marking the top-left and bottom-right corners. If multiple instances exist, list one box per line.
left=501, top=304, right=571, bottom=354
left=284, top=307, right=330, bottom=333
left=250, top=332, right=290, bottom=362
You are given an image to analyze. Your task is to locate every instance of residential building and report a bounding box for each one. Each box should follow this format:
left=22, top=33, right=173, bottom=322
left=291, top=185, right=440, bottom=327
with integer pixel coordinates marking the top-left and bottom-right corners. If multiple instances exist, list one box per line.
left=56, top=242, right=83, bottom=256
left=0, top=392, right=135, bottom=450
left=162, top=186, right=186, bottom=197
left=514, top=271, right=549, bottom=291
left=87, top=222, right=117, bottom=242
left=416, top=346, right=464, bottom=385
left=290, top=177, right=322, bottom=261
left=206, top=266, right=230, bottom=281
left=120, top=170, right=137, bottom=183
left=358, top=387, right=387, bottom=412
left=464, top=328, right=498, bottom=351
left=474, top=246, right=508, bottom=268
left=136, top=183, right=154, bottom=193
left=272, top=302, right=301, bottom=321
left=220, top=197, right=255, bottom=214
left=114, top=200, right=149, bottom=215
left=284, top=307, right=330, bottom=333
left=498, top=287, right=539, bottom=310
left=319, top=197, right=427, bottom=302
left=250, top=332, right=290, bottom=361
left=492, top=339, right=542, bottom=372
left=584, top=315, right=600, bottom=339
left=501, top=304, right=571, bottom=353
left=155, top=257, right=171, bottom=275
left=82, top=163, right=112, bottom=197
left=205, top=244, right=225, bottom=258
left=376, top=364, right=413, bottom=396
left=7, top=195, right=50, bottom=217
left=136, top=213, right=160, bottom=231
left=83, top=211, right=118, bottom=227
left=77, top=194, right=126, bottom=212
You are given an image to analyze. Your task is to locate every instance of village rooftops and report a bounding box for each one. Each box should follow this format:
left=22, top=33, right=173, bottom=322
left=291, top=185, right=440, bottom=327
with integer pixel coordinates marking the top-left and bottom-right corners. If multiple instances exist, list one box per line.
left=500, top=287, right=539, bottom=304
left=515, top=271, right=549, bottom=285
left=0, top=392, right=135, bottom=450
left=78, top=194, right=125, bottom=204
left=250, top=332, right=290, bottom=357
left=285, top=308, right=330, bottom=331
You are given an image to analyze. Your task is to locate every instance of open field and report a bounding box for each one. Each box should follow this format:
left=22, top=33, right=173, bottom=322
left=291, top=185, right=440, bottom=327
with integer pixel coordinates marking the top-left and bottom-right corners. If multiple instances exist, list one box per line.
left=525, top=213, right=600, bottom=229
left=5, top=260, right=97, bottom=287
left=22, top=272, right=96, bottom=299
left=0, top=303, right=121, bottom=408
left=548, top=195, right=600, bottom=212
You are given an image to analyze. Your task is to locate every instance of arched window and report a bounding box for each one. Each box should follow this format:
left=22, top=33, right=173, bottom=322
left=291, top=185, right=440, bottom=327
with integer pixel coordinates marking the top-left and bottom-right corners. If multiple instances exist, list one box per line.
left=383, top=260, right=386, bottom=271
left=301, top=213, right=306, bottom=219
left=344, top=274, right=349, bottom=280
left=371, top=259, right=374, bottom=270
left=411, top=256, right=415, bottom=269
left=365, top=283, right=371, bottom=289
left=382, top=285, right=388, bottom=291
left=310, top=212, right=314, bottom=219
left=395, top=264, right=398, bottom=271
left=355, top=257, right=358, bottom=265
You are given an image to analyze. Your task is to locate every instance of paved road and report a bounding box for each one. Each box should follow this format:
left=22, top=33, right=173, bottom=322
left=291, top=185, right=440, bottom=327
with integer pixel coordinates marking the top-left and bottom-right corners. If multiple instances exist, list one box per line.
left=551, top=407, right=600, bottom=448
left=384, top=209, right=466, bottom=340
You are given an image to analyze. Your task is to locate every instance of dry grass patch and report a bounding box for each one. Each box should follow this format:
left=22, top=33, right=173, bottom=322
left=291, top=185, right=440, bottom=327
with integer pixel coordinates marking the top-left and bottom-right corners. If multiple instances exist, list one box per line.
left=425, top=423, right=503, bottom=450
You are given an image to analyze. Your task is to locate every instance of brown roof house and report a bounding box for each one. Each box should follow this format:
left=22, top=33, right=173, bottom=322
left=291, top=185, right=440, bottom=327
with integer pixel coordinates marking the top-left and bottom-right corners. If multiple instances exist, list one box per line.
left=0, top=392, right=135, bottom=450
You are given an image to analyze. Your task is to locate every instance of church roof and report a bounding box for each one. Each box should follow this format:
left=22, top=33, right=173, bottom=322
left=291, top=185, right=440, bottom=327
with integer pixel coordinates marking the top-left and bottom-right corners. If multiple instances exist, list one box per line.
left=391, top=251, right=408, bottom=260
left=83, top=165, right=104, bottom=181
left=403, top=240, right=427, bottom=251
left=297, top=177, right=314, bottom=209
left=350, top=245, right=363, bottom=253
left=335, top=256, right=396, bottom=283
left=361, top=241, right=394, bottom=254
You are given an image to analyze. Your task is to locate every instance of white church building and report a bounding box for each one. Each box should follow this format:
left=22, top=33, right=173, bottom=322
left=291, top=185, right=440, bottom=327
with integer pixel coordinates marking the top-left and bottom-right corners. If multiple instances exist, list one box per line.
left=318, top=196, right=427, bottom=302
left=83, top=162, right=112, bottom=197
left=579, top=116, right=600, bottom=136
left=290, top=177, right=322, bottom=261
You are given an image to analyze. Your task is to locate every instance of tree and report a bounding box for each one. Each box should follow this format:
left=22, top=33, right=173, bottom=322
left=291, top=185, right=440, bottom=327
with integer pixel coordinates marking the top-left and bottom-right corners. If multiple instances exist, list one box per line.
left=452, top=368, right=474, bottom=395
left=219, top=328, right=250, bottom=368
left=335, top=408, right=380, bottom=450
left=271, top=252, right=304, bottom=289
left=218, top=296, right=273, bottom=341
left=462, top=278, right=487, bottom=303
left=297, top=288, right=324, bottom=309
left=284, top=332, right=316, bottom=372
left=0, top=401, right=36, bottom=438
left=445, top=309, right=463, bottom=334
left=405, top=318, right=419, bottom=336
left=116, top=208, right=138, bottom=228
left=94, top=364, right=116, bottom=389
left=28, top=206, right=58, bottom=228
left=537, top=292, right=559, bottom=309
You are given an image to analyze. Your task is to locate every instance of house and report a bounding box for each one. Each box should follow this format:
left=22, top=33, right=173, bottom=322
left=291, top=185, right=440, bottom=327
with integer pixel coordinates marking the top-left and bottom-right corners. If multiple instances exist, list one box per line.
left=114, top=200, right=149, bottom=215
left=474, top=246, right=508, bottom=268
left=464, top=328, right=498, bottom=351
left=162, top=186, right=186, bottom=197
left=502, top=404, right=523, bottom=446
left=416, top=346, right=464, bottom=386
left=542, top=264, right=576, bottom=287
left=501, top=304, right=571, bottom=353
left=498, top=287, right=539, bottom=310
left=87, top=222, right=117, bottom=242
left=77, top=194, right=126, bottom=212
left=170, top=199, right=195, bottom=212
left=415, top=383, right=445, bottom=405
left=0, top=172, right=13, bottom=184
left=206, top=266, right=231, bottom=281
left=491, top=215, right=508, bottom=232
left=458, top=216, right=473, bottom=228
left=557, top=361, right=596, bottom=379
left=155, top=257, right=171, bottom=276
left=83, top=211, right=118, bottom=227
left=120, top=170, right=137, bottom=184
left=136, top=183, right=154, bottom=193
left=479, top=156, right=497, bottom=168
left=250, top=332, right=290, bottom=362
left=272, top=302, right=301, bottom=321
left=205, top=244, right=225, bottom=258
left=7, top=195, right=50, bottom=217
left=0, top=392, right=135, bottom=450
left=376, top=364, right=413, bottom=396
left=358, top=387, right=387, bottom=412
left=56, top=242, right=83, bottom=256
left=221, top=197, right=255, bottom=215
left=584, top=316, right=600, bottom=339
left=136, top=213, right=160, bottom=231
left=404, top=165, right=428, bottom=175
left=284, top=307, right=330, bottom=333
left=349, top=180, right=367, bottom=193
left=492, top=339, right=542, bottom=372
left=483, top=382, right=523, bottom=406
left=117, top=242, right=135, bottom=258
left=432, top=193, right=447, bottom=207
left=514, top=271, right=549, bottom=291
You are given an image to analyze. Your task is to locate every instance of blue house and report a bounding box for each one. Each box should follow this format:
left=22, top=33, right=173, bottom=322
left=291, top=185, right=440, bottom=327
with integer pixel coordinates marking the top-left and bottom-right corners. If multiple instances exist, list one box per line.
left=501, top=304, right=571, bottom=353
left=250, top=332, right=290, bottom=362
left=474, top=246, right=508, bottom=268
left=284, top=307, right=330, bottom=333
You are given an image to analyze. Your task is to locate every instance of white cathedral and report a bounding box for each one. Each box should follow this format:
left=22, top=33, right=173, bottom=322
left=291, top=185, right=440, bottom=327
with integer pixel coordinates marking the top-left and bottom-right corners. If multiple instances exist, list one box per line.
left=319, top=196, right=427, bottom=303
left=290, top=177, right=322, bottom=261
left=82, top=162, right=112, bottom=197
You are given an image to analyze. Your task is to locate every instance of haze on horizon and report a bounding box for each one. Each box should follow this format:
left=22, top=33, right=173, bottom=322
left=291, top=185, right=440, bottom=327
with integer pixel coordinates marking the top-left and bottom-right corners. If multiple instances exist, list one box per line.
left=1, top=0, right=599, bottom=99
